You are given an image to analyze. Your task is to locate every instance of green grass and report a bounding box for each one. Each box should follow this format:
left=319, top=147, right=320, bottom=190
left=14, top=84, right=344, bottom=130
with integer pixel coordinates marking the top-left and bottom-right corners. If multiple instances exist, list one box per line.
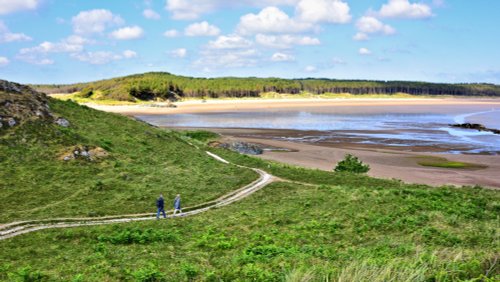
left=0, top=180, right=498, bottom=281
left=413, top=156, right=488, bottom=169
left=0, top=99, right=257, bottom=222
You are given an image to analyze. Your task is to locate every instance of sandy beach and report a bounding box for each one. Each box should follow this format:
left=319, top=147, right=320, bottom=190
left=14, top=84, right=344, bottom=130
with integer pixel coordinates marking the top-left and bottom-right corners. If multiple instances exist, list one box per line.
left=86, top=98, right=500, bottom=189
left=87, top=97, right=500, bottom=116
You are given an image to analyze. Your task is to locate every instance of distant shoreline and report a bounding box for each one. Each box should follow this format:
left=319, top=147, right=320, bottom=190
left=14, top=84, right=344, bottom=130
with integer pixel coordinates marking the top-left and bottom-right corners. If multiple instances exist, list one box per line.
left=84, top=97, right=500, bottom=116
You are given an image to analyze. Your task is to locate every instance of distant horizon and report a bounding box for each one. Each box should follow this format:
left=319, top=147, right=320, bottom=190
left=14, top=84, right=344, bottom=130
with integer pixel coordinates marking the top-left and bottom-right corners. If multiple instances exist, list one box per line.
left=1, top=1, right=499, bottom=85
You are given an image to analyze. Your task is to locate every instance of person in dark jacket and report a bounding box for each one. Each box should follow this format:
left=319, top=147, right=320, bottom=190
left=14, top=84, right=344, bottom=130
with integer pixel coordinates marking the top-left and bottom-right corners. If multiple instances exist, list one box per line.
left=173, top=194, right=182, bottom=215
left=156, top=194, right=166, bottom=219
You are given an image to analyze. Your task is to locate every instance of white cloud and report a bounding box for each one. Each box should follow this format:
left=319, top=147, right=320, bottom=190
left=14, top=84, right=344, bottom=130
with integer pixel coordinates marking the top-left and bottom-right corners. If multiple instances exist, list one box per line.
left=255, top=34, right=320, bottom=49
left=0, top=56, right=9, bottom=66
left=165, top=0, right=302, bottom=20
left=72, top=9, right=124, bottom=34
left=20, top=40, right=84, bottom=55
left=17, top=35, right=92, bottom=65
left=208, top=35, right=253, bottom=49
left=110, top=26, right=144, bottom=40
left=237, top=7, right=313, bottom=35
left=163, top=29, right=179, bottom=37
left=71, top=51, right=122, bottom=65
left=354, top=16, right=395, bottom=41
left=122, top=50, right=138, bottom=58
left=169, top=48, right=187, bottom=58
left=304, top=65, right=317, bottom=72
left=356, top=16, right=395, bottom=34
left=271, top=52, right=294, bottom=62
left=378, top=0, right=432, bottom=19
left=143, top=9, right=161, bottom=20
left=353, top=33, right=369, bottom=41
left=0, top=21, right=32, bottom=43
left=296, top=0, right=351, bottom=24
left=165, top=0, right=214, bottom=20
left=359, top=47, right=372, bottom=55
left=195, top=49, right=259, bottom=70
left=0, top=0, right=40, bottom=15
left=184, top=21, right=220, bottom=36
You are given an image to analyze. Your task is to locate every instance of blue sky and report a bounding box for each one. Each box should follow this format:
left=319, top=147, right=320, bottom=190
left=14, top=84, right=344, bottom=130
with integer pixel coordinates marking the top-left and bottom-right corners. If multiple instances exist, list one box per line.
left=0, top=0, right=499, bottom=84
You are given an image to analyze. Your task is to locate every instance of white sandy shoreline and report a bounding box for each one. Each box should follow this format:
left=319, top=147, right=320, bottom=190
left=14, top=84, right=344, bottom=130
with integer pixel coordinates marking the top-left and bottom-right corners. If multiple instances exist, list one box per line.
left=85, top=97, right=500, bottom=116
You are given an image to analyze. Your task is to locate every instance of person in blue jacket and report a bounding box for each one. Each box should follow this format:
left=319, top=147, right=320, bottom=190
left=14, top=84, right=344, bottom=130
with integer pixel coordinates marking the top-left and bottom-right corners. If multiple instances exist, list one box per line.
left=156, top=194, right=166, bottom=219
left=173, top=194, right=182, bottom=215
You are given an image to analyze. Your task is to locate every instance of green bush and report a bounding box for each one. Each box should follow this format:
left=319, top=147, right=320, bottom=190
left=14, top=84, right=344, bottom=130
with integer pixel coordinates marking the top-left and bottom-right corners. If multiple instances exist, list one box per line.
left=334, top=154, right=370, bottom=173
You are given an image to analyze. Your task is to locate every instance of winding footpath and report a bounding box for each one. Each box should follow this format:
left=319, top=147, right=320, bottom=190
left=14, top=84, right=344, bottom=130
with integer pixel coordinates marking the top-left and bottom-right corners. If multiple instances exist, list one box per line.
left=0, top=151, right=277, bottom=241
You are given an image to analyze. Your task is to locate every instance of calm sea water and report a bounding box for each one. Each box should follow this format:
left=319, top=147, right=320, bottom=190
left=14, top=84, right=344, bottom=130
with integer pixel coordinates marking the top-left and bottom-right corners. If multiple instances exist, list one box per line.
left=137, top=109, right=500, bottom=154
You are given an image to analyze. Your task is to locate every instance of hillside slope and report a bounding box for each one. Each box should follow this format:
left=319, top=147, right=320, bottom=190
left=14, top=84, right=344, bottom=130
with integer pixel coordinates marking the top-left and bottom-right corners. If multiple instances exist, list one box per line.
left=0, top=80, right=257, bottom=222
left=32, top=72, right=500, bottom=101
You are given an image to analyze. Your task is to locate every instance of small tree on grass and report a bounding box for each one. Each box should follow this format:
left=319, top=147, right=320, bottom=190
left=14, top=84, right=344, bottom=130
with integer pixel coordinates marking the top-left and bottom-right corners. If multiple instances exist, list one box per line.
left=334, top=154, right=370, bottom=173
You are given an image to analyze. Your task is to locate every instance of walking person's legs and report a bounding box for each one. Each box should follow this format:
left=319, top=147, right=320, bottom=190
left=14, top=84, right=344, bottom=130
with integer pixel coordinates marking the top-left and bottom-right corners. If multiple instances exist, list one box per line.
left=156, top=208, right=161, bottom=219
left=162, top=208, right=166, bottom=218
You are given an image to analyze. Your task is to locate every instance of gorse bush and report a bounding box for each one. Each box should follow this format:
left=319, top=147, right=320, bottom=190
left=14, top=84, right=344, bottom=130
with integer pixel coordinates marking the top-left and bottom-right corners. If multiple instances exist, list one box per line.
left=334, top=154, right=370, bottom=173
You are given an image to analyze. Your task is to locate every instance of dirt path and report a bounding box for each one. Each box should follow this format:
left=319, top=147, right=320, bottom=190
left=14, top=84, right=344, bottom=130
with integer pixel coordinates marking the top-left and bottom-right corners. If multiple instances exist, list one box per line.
left=0, top=151, right=277, bottom=241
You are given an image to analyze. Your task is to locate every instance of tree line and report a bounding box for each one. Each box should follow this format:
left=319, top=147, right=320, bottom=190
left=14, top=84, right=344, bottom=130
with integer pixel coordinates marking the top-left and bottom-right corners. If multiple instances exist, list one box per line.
left=32, top=72, right=500, bottom=101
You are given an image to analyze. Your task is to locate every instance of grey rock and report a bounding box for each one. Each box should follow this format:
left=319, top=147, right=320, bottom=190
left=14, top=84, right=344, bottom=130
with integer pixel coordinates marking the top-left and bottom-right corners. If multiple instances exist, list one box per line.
left=220, top=142, right=263, bottom=155
left=55, top=117, right=70, bottom=127
left=7, top=118, right=16, bottom=127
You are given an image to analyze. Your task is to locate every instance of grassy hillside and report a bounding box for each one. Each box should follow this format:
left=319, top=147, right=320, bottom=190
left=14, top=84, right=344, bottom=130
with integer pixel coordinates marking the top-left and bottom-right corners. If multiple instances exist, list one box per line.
left=32, top=72, right=500, bottom=102
left=1, top=165, right=498, bottom=281
left=0, top=97, right=256, bottom=222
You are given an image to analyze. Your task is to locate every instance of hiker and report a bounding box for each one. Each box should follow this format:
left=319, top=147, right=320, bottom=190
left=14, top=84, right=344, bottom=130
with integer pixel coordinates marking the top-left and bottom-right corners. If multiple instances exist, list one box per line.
left=173, top=194, right=182, bottom=215
left=156, top=194, right=166, bottom=219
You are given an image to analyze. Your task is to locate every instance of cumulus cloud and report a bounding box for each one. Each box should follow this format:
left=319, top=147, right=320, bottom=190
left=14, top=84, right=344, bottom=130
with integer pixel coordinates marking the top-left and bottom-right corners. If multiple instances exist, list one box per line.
left=184, top=21, right=220, bottom=36
left=208, top=35, right=253, bottom=49
left=17, top=35, right=94, bottom=65
left=0, top=0, right=40, bottom=15
left=359, top=47, right=372, bottom=55
left=0, top=21, right=32, bottom=43
left=296, top=0, right=351, bottom=24
left=271, top=52, right=295, bottom=62
left=378, top=0, right=432, bottom=19
left=196, top=33, right=260, bottom=71
left=163, top=29, right=179, bottom=37
left=169, top=48, right=187, bottom=58
left=143, top=9, right=161, bottom=20
left=237, top=7, right=313, bottom=35
left=110, top=26, right=144, bottom=40
left=255, top=34, right=320, bottom=49
left=122, top=50, right=138, bottom=58
left=0, top=56, right=9, bottom=66
left=72, top=9, right=124, bottom=34
left=354, top=16, right=395, bottom=41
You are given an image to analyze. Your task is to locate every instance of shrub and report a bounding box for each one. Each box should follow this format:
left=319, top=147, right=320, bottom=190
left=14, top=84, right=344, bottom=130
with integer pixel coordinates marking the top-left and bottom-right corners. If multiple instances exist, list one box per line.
left=334, top=154, right=370, bottom=173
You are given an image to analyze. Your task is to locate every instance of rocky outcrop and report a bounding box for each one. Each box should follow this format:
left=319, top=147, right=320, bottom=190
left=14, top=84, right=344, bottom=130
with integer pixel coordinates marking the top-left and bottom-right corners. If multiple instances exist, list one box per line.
left=211, top=141, right=263, bottom=155
left=450, top=123, right=500, bottom=134
left=0, top=79, right=70, bottom=130
left=59, top=146, right=109, bottom=161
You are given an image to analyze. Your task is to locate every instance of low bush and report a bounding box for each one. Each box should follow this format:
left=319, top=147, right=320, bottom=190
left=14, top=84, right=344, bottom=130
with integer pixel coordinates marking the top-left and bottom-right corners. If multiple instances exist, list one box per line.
left=334, top=154, right=370, bottom=173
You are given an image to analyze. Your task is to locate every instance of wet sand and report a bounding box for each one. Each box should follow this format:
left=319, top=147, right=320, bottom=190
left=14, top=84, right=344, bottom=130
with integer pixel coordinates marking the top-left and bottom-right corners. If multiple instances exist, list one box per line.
left=205, top=127, right=500, bottom=189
